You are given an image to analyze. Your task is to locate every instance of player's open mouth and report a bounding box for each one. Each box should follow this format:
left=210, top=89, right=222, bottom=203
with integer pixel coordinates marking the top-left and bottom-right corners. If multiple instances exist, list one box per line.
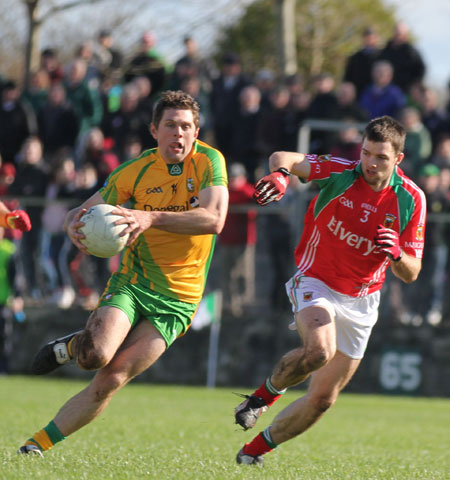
left=170, top=142, right=183, bottom=153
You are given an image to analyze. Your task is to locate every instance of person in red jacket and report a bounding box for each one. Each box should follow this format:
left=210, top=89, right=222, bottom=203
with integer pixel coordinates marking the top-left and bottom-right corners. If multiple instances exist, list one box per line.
left=219, top=163, right=257, bottom=316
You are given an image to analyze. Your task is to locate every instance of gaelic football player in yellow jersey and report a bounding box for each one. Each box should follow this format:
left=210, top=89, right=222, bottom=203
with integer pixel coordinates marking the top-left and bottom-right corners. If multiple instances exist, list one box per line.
left=19, top=90, right=229, bottom=457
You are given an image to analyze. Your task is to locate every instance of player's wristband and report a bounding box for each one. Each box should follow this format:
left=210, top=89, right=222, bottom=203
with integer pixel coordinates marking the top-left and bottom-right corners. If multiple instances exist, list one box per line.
left=274, top=167, right=291, bottom=177
left=392, top=249, right=403, bottom=262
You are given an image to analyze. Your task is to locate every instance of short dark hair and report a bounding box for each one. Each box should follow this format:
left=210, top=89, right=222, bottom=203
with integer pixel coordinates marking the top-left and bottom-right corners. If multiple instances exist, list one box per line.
left=363, top=116, right=406, bottom=154
left=41, top=48, right=57, bottom=57
left=152, top=90, right=200, bottom=129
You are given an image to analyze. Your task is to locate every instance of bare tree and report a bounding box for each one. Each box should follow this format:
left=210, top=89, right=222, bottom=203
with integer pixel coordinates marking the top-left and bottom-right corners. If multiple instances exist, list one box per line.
left=22, top=0, right=103, bottom=85
left=0, top=0, right=255, bottom=86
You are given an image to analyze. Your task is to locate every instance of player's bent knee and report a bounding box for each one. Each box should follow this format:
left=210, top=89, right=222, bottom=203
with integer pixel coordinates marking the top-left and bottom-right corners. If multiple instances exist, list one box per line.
left=304, top=347, right=334, bottom=372
left=77, top=349, right=110, bottom=371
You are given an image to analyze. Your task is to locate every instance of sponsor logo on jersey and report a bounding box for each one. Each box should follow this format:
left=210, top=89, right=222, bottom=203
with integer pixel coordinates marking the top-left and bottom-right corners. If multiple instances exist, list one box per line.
left=405, top=241, right=423, bottom=248
left=169, top=164, right=182, bottom=176
left=383, top=213, right=396, bottom=228
left=303, top=292, right=313, bottom=301
left=187, top=178, right=195, bottom=192
left=144, top=202, right=189, bottom=211
left=416, top=224, right=424, bottom=240
left=146, top=186, right=163, bottom=194
left=190, top=196, right=199, bottom=208
left=361, top=202, right=377, bottom=213
left=339, top=196, right=354, bottom=209
left=327, top=216, right=377, bottom=256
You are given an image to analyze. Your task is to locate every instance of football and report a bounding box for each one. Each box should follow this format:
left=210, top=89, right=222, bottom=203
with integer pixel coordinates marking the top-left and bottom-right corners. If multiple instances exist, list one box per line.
left=79, top=204, right=129, bottom=258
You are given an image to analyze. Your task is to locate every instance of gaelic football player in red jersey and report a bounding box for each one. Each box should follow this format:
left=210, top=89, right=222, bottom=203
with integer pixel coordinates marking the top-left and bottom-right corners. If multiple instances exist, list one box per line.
left=235, top=116, right=426, bottom=466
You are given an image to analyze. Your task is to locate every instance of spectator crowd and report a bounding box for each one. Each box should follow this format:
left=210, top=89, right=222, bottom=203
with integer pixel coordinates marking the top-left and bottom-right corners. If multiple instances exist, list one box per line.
left=0, top=21, right=449, bottom=343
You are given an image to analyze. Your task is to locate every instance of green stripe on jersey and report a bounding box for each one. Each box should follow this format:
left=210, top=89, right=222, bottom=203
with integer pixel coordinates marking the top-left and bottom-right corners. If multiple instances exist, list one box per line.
left=195, top=143, right=227, bottom=189
left=393, top=184, right=415, bottom=233
left=135, top=236, right=171, bottom=291
left=132, top=161, right=154, bottom=196
left=313, top=169, right=358, bottom=218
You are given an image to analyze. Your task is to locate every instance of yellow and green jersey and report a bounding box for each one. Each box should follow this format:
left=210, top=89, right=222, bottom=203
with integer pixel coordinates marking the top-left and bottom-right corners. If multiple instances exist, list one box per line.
left=99, top=140, right=227, bottom=304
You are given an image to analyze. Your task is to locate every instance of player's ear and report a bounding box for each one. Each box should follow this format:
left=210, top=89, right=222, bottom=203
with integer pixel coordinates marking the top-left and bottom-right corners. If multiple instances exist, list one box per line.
left=150, top=123, right=158, bottom=140
left=395, top=152, right=404, bottom=165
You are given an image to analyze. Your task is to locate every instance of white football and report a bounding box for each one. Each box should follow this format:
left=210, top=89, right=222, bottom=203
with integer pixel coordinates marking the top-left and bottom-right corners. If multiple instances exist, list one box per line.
left=79, top=204, right=129, bottom=258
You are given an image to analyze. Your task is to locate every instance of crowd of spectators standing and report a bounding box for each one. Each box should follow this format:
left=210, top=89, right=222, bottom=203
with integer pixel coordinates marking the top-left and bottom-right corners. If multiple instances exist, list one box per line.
left=0, top=21, right=449, bottom=331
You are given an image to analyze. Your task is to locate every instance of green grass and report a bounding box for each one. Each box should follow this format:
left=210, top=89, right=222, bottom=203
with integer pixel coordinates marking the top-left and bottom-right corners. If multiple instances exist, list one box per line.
left=0, top=376, right=448, bottom=480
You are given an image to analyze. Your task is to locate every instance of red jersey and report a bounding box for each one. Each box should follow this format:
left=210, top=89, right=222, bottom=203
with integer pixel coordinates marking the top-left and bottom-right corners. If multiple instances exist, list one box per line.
left=294, top=155, right=427, bottom=297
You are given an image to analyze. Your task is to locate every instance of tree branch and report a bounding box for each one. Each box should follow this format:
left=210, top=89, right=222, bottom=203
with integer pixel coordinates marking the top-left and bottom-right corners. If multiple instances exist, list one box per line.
left=39, top=0, right=106, bottom=24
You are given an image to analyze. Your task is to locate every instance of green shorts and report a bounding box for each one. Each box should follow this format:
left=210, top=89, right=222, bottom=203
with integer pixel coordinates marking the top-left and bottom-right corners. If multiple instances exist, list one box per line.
left=98, top=281, right=198, bottom=347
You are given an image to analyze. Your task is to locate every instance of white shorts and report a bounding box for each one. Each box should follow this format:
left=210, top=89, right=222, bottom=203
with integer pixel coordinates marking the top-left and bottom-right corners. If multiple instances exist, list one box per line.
left=285, top=275, right=380, bottom=359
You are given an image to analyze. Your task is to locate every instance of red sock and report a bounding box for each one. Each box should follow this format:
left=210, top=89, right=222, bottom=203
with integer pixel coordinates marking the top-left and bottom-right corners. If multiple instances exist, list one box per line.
left=253, top=380, right=284, bottom=406
left=243, top=432, right=274, bottom=457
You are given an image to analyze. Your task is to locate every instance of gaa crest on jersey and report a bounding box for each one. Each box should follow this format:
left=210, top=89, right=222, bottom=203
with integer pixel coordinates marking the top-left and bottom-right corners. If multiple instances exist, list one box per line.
left=189, top=196, right=199, bottom=208
left=383, top=213, right=397, bottom=228
left=169, top=164, right=183, bottom=176
left=416, top=224, right=424, bottom=241
left=318, top=154, right=331, bottom=162
left=187, top=178, right=194, bottom=192
left=303, top=292, right=313, bottom=301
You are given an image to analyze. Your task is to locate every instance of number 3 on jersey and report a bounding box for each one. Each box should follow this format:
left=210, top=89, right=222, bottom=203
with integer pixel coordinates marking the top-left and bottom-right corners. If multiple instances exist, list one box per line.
left=360, top=210, right=370, bottom=223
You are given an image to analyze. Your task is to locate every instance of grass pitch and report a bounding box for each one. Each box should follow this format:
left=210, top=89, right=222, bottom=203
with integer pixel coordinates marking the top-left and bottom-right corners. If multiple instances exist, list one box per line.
left=0, top=376, right=448, bottom=479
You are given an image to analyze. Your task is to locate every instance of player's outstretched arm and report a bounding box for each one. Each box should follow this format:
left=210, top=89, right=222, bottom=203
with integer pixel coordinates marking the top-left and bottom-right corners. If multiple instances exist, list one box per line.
left=268, top=151, right=311, bottom=179
left=253, top=152, right=311, bottom=206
